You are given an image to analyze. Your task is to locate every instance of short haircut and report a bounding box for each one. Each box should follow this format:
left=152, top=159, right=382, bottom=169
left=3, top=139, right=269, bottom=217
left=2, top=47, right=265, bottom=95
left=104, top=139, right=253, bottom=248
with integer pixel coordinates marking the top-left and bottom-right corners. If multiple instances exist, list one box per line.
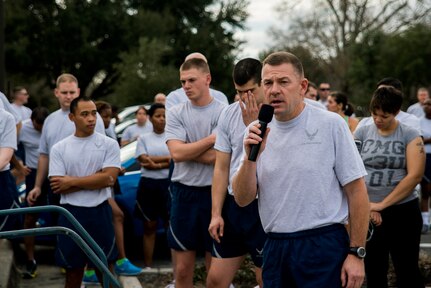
left=70, top=96, right=93, bottom=114
left=376, top=77, right=403, bottom=92
left=31, top=107, right=49, bottom=125
left=418, top=87, right=429, bottom=94
left=13, top=86, right=26, bottom=95
left=95, top=100, right=112, bottom=114
left=135, top=105, right=148, bottom=115
left=180, top=58, right=210, bottom=74
left=56, top=73, right=78, bottom=88
left=148, top=103, right=165, bottom=117
left=307, top=81, right=317, bottom=92
left=262, top=51, right=304, bottom=78
left=233, top=58, right=262, bottom=86
left=370, top=86, right=403, bottom=115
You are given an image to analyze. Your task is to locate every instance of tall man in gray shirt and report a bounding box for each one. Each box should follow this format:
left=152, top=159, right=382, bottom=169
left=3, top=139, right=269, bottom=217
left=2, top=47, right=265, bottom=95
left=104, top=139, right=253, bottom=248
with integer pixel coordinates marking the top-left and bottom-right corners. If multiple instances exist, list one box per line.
left=166, top=58, right=226, bottom=287
left=233, top=52, right=370, bottom=288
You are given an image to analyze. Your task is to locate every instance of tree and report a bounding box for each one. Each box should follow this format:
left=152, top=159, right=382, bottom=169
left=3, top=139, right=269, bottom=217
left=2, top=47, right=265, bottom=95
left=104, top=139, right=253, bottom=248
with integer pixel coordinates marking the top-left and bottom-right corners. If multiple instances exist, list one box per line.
left=271, top=0, right=431, bottom=93
left=5, top=0, right=248, bottom=109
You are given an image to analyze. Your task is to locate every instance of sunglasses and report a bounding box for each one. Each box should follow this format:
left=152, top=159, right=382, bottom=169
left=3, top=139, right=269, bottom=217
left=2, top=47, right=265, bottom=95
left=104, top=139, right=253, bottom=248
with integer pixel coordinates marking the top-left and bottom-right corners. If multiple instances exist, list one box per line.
left=319, top=88, right=330, bottom=91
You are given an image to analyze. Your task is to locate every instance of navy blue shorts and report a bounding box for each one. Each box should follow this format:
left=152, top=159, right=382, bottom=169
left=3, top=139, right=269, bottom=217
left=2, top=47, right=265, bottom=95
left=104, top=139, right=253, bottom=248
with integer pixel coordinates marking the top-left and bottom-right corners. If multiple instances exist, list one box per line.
left=423, top=154, right=431, bottom=183
left=56, top=201, right=118, bottom=269
left=212, top=195, right=266, bottom=267
left=134, top=176, right=170, bottom=222
left=0, top=170, right=20, bottom=231
left=263, top=224, right=349, bottom=288
left=167, top=182, right=212, bottom=252
left=25, top=169, right=52, bottom=207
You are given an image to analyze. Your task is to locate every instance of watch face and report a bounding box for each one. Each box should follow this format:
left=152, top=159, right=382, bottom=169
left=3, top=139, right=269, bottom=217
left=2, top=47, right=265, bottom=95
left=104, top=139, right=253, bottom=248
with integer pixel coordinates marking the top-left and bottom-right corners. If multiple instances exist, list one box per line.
left=357, top=247, right=366, bottom=258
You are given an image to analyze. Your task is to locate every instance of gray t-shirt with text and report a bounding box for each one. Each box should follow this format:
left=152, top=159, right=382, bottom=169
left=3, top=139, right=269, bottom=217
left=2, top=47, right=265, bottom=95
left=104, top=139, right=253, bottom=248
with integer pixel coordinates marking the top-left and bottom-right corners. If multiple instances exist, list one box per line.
left=354, top=122, right=419, bottom=204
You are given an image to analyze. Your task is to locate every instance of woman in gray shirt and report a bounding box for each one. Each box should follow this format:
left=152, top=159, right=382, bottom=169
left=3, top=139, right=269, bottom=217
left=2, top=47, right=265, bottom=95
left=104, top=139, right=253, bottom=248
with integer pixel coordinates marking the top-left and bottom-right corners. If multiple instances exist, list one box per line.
left=355, top=86, right=425, bottom=288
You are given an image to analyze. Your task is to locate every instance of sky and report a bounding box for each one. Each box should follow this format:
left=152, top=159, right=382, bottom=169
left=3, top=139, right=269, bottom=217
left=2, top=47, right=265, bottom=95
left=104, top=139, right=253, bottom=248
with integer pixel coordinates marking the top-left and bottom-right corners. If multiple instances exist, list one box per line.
left=235, top=0, right=281, bottom=59
left=235, top=0, right=313, bottom=59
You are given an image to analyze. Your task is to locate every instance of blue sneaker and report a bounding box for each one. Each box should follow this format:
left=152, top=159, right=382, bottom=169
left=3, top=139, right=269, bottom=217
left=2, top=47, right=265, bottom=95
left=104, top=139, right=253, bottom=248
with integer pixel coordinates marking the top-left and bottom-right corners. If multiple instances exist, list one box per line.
left=114, top=258, right=143, bottom=276
left=82, top=269, right=99, bottom=285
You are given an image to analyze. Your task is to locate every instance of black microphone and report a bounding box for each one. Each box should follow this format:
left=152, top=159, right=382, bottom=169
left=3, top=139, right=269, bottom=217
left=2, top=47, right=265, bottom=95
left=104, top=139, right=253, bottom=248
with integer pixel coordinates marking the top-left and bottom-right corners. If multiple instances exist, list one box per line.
left=248, top=104, right=274, bottom=162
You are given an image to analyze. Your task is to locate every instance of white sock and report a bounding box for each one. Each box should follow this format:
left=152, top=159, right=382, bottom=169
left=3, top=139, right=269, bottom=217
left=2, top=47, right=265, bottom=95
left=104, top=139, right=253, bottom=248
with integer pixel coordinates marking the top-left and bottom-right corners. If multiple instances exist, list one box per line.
left=422, top=212, right=429, bottom=226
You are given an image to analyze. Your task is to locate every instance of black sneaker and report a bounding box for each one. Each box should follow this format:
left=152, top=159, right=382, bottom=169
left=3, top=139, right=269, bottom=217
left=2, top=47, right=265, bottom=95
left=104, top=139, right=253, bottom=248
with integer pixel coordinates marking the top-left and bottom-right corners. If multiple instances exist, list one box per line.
left=22, top=259, right=37, bottom=279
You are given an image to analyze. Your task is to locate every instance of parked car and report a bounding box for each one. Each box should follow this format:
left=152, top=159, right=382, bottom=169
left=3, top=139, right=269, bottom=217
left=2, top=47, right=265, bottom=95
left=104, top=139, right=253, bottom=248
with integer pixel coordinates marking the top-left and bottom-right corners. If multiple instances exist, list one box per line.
left=112, top=104, right=151, bottom=140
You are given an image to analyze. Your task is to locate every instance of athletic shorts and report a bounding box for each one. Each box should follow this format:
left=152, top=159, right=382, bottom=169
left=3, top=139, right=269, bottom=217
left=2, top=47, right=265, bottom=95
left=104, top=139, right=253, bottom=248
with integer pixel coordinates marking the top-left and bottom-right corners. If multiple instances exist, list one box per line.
left=211, top=195, right=266, bottom=267
left=263, top=224, right=349, bottom=288
left=423, top=154, right=431, bottom=183
left=56, top=201, right=118, bottom=269
left=134, top=176, right=170, bottom=222
left=25, top=168, right=52, bottom=207
left=0, top=170, right=20, bottom=231
left=167, top=182, right=212, bottom=252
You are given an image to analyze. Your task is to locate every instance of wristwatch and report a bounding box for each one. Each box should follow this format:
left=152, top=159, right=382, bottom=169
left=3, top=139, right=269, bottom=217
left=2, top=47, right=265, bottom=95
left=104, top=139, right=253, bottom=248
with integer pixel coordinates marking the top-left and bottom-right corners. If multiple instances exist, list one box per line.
left=348, top=246, right=366, bottom=259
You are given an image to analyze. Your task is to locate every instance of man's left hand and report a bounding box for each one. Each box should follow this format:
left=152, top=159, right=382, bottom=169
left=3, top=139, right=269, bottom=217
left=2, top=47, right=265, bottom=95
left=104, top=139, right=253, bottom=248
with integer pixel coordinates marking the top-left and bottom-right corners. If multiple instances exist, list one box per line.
left=341, top=255, right=365, bottom=288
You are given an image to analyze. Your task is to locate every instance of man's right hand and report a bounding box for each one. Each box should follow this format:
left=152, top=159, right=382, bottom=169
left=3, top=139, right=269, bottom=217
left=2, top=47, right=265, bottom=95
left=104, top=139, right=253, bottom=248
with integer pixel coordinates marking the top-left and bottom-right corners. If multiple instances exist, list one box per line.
left=208, top=215, right=224, bottom=243
left=27, top=187, right=41, bottom=206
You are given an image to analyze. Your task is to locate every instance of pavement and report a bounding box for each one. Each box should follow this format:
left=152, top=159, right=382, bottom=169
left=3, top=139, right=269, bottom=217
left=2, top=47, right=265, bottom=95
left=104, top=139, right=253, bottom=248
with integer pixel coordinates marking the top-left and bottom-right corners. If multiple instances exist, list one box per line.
left=2, top=233, right=431, bottom=287
left=0, top=241, right=174, bottom=288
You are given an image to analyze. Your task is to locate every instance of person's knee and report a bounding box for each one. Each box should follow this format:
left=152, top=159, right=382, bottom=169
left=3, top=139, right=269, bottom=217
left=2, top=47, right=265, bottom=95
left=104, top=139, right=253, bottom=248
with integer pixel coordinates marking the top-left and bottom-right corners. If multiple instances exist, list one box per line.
left=206, top=270, right=229, bottom=288
left=175, top=261, right=194, bottom=282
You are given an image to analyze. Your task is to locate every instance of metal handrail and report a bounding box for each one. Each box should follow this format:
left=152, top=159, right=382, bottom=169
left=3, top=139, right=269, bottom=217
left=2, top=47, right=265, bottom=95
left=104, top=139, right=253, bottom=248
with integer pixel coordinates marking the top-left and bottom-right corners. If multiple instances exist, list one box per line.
left=0, top=206, right=121, bottom=288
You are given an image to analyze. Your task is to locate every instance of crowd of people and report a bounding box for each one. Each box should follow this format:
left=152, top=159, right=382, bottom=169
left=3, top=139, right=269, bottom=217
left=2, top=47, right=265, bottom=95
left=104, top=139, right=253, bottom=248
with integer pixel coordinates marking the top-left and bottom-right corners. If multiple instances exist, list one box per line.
left=0, top=50, right=430, bottom=288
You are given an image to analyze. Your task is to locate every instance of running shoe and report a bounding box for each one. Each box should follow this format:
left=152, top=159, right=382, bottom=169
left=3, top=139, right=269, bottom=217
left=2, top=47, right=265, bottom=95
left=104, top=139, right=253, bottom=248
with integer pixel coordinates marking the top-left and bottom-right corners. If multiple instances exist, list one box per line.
left=22, top=259, right=37, bottom=279
left=82, top=269, right=99, bottom=285
left=114, top=258, right=143, bottom=276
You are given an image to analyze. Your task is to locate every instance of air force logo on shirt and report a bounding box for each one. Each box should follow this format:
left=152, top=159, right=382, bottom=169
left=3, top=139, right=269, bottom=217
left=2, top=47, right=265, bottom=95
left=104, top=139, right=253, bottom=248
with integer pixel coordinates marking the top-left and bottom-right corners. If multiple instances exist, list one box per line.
left=303, top=128, right=321, bottom=144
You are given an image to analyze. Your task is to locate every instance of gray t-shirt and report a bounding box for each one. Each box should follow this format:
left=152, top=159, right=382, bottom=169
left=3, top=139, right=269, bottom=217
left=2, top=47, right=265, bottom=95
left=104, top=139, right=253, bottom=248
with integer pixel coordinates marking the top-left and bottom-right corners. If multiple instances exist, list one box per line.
left=420, top=116, right=431, bottom=154
left=135, top=131, right=170, bottom=179
left=121, top=122, right=153, bottom=143
left=39, top=109, right=105, bottom=155
left=247, top=104, right=366, bottom=233
left=354, top=122, right=419, bottom=204
left=0, top=92, right=20, bottom=124
left=18, top=119, right=41, bottom=169
left=11, top=103, right=32, bottom=121
left=214, top=102, right=246, bottom=195
left=166, top=98, right=226, bottom=186
left=49, top=132, right=120, bottom=207
left=0, top=109, right=17, bottom=171
left=407, top=102, right=424, bottom=119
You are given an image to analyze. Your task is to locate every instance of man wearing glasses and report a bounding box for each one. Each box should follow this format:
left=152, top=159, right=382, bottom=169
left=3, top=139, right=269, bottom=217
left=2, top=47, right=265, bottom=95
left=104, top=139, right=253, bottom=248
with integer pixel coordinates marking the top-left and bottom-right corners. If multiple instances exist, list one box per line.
left=318, top=82, right=331, bottom=108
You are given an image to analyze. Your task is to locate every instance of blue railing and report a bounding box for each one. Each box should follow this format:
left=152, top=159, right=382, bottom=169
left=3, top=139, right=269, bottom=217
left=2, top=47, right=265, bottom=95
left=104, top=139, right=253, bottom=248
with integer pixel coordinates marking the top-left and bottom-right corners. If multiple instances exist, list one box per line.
left=0, top=206, right=121, bottom=288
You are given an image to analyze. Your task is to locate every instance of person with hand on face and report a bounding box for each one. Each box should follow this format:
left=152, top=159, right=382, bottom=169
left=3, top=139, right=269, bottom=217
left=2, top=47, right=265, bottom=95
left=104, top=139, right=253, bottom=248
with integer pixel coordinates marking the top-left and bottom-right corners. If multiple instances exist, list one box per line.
left=49, top=96, right=120, bottom=288
left=233, top=51, right=369, bottom=288
left=206, top=58, right=267, bottom=288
